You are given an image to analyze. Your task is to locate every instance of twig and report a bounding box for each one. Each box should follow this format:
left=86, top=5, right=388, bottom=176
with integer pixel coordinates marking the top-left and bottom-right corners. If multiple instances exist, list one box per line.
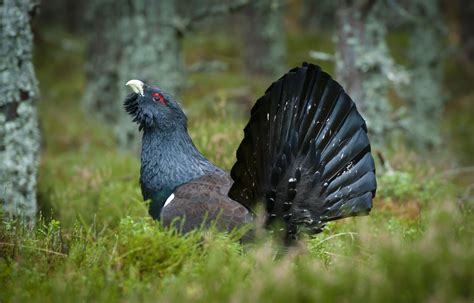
left=457, top=183, right=474, bottom=211
left=116, top=246, right=147, bottom=260
left=0, top=242, right=67, bottom=257
left=322, top=251, right=366, bottom=263
left=309, top=51, right=335, bottom=62
left=315, top=232, right=358, bottom=247
left=434, top=166, right=474, bottom=179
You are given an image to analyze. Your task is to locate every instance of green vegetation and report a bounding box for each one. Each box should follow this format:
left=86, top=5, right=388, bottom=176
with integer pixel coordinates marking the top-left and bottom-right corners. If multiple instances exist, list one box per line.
left=1, top=28, right=473, bottom=302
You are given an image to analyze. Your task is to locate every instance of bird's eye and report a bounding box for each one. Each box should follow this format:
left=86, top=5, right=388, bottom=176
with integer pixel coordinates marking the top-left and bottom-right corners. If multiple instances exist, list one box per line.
left=151, top=92, right=166, bottom=105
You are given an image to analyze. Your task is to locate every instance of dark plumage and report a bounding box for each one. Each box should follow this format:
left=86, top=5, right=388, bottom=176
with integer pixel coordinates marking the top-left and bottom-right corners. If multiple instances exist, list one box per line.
left=124, top=63, right=377, bottom=240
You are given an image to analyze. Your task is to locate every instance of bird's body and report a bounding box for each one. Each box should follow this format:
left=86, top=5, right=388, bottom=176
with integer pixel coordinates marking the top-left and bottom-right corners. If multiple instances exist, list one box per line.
left=160, top=174, right=252, bottom=234
left=125, top=63, right=377, bottom=240
left=137, top=103, right=252, bottom=232
left=139, top=124, right=224, bottom=218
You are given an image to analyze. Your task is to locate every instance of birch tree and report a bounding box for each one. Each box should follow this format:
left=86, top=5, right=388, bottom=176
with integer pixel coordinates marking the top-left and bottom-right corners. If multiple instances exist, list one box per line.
left=403, top=0, right=447, bottom=147
left=0, top=0, right=41, bottom=224
left=335, top=0, right=406, bottom=145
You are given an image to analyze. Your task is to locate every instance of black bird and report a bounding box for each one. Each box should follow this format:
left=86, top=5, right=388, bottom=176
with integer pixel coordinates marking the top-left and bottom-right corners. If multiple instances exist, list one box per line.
left=124, top=63, right=376, bottom=240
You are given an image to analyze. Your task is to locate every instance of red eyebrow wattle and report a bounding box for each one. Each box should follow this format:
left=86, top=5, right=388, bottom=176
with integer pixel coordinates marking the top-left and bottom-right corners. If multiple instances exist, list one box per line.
left=152, top=92, right=165, bottom=105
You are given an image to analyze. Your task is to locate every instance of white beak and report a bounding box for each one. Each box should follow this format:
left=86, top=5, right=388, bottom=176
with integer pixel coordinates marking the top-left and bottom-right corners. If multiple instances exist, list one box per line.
left=125, top=79, right=144, bottom=96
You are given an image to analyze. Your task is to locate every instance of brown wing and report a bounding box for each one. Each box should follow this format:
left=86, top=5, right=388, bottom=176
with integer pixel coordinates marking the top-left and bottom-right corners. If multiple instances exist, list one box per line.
left=160, top=173, right=253, bottom=234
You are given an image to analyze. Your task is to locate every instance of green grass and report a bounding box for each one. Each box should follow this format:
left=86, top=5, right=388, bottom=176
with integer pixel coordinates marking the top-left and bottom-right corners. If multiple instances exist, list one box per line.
left=1, top=26, right=473, bottom=302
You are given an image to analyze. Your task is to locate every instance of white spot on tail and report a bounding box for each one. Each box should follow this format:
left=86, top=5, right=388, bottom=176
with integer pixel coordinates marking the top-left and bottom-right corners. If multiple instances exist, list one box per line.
left=163, top=193, right=175, bottom=208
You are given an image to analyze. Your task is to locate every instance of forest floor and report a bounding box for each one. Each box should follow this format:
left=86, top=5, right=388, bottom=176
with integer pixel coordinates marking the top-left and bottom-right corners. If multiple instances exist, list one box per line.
left=1, top=27, right=473, bottom=302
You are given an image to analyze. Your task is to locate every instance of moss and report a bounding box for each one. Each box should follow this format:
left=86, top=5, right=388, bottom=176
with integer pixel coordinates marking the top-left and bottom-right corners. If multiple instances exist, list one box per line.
left=1, top=202, right=472, bottom=302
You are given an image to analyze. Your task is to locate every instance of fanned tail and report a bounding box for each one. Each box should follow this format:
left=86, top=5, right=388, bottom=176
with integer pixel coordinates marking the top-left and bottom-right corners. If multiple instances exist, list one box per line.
left=229, top=63, right=377, bottom=239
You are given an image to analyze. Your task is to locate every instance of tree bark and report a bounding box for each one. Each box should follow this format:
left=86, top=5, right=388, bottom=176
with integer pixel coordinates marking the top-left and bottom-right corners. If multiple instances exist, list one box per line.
left=38, top=0, right=86, bottom=33
left=459, top=0, right=474, bottom=61
left=335, top=0, right=395, bottom=145
left=0, top=0, right=41, bottom=224
left=403, top=0, right=446, bottom=148
left=299, top=0, right=336, bottom=30
left=238, top=0, right=286, bottom=77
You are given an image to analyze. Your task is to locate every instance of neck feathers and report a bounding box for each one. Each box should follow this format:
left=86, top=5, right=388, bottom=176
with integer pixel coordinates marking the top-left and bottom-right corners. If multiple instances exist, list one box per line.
left=140, top=126, right=221, bottom=198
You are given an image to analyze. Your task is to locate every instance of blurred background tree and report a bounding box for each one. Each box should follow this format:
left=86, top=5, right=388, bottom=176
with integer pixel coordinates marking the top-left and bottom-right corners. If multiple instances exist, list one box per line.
left=0, top=0, right=41, bottom=225
left=82, top=0, right=252, bottom=151
left=237, top=0, right=286, bottom=76
left=402, top=0, right=447, bottom=148
left=459, top=0, right=474, bottom=62
left=37, top=0, right=461, bottom=151
left=82, top=0, right=184, bottom=151
left=335, top=0, right=406, bottom=146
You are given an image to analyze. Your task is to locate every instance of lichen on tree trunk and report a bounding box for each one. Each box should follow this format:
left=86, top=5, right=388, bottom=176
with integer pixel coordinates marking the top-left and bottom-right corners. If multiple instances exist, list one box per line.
left=403, top=0, right=446, bottom=148
left=0, top=0, right=41, bottom=224
left=335, top=1, right=398, bottom=145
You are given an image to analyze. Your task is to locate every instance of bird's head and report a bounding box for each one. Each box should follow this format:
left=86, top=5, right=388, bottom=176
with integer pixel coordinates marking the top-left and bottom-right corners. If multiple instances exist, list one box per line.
left=124, top=79, right=186, bottom=131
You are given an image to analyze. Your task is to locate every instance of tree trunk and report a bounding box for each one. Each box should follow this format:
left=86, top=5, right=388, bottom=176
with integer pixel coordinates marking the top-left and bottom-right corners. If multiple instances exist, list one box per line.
left=335, top=0, right=395, bottom=145
left=335, top=4, right=365, bottom=113
left=0, top=0, right=41, bottom=224
left=239, top=0, right=286, bottom=77
left=299, top=0, right=336, bottom=30
left=38, top=0, right=86, bottom=33
left=83, top=0, right=184, bottom=151
left=403, top=0, right=446, bottom=148
left=459, top=0, right=474, bottom=61
left=82, top=0, right=120, bottom=124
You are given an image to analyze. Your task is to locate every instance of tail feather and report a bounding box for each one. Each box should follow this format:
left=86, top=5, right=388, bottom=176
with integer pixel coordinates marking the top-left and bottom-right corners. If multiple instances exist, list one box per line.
left=229, top=63, right=377, bottom=239
left=322, top=128, right=370, bottom=181
left=321, top=107, right=366, bottom=163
